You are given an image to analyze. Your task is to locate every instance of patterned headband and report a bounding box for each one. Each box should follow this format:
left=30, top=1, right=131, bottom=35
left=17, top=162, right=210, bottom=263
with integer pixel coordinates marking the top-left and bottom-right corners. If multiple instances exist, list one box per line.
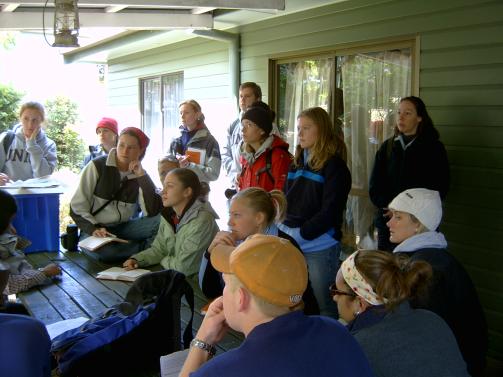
left=341, top=250, right=388, bottom=306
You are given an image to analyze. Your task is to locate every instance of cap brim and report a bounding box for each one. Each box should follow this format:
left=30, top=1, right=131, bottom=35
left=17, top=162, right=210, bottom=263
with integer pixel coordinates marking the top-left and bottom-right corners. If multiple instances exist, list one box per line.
left=210, top=244, right=236, bottom=274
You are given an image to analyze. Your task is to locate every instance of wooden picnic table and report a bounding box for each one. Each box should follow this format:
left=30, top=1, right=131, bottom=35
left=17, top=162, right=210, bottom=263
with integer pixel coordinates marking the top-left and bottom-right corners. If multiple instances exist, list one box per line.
left=18, top=249, right=243, bottom=375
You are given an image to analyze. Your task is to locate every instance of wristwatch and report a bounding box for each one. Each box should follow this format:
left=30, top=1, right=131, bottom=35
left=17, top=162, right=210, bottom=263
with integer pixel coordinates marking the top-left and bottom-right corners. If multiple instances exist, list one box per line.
left=190, top=338, right=216, bottom=357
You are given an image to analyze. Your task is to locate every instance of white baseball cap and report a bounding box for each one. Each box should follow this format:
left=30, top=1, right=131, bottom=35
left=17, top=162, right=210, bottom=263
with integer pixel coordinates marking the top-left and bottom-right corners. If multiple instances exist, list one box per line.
left=388, top=188, right=442, bottom=231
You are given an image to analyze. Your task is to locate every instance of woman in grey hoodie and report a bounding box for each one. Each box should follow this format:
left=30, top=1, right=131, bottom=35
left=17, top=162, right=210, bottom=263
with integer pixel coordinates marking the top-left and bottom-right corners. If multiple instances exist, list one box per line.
left=387, top=188, right=487, bottom=377
left=0, top=102, right=57, bottom=185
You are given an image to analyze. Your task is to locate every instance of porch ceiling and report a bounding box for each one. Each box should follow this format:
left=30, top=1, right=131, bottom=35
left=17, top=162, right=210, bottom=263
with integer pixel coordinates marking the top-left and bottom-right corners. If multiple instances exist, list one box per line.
left=0, top=0, right=346, bottom=62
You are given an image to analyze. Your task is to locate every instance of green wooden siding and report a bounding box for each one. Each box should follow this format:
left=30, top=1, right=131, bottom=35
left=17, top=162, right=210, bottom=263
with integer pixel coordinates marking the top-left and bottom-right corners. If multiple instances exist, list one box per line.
left=108, top=0, right=503, bottom=363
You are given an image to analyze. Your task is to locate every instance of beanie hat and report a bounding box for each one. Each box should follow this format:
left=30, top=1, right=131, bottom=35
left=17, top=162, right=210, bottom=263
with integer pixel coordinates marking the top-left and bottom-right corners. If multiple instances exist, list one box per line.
left=96, top=117, right=118, bottom=135
left=120, top=127, right=150, bottom=150
left=211, top=234, right=308, bottom=307
left=241, top=103, right=273, bottom=136
left=388, top=188, right=442, bottom=231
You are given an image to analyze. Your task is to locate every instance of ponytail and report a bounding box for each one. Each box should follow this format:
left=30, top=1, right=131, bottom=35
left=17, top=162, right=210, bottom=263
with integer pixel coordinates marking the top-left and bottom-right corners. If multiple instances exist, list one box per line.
left=233, top=188, right=287, bottom=226
left=353, top=250, right=432, bottom=310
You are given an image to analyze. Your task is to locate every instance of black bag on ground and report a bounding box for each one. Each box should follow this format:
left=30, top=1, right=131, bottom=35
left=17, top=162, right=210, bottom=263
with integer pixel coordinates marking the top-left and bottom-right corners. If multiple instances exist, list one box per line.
left=51, top=270, right=194, bottom=377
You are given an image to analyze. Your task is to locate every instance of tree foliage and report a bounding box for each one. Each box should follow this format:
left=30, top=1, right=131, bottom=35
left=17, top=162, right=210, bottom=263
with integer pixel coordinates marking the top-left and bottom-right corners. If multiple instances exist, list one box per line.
left=0, top=84, right=24, bottom=133
left=45, top=96, right=85, bottom=172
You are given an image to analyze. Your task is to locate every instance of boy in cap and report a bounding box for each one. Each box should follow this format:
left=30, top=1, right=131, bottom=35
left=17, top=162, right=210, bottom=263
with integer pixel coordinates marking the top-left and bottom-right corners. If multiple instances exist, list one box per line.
left=71, top=127, right=162, bottom=263
left=180, top=234, right=374, bottom=377
left=82, top=117, right=118, bottom=167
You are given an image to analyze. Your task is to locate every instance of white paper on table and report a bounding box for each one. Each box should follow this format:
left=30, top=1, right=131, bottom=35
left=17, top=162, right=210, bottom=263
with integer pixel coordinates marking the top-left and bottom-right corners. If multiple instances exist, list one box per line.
left=3, top=176, right=60, bottom=189
left=46, top=317, right=89, bottom=339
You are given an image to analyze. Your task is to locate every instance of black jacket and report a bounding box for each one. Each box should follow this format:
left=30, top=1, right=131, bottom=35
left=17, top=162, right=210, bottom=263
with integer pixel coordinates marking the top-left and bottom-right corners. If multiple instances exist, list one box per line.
left=400, top=247, right=488, bottom=377
left=369, top=134, right=450, bottom=209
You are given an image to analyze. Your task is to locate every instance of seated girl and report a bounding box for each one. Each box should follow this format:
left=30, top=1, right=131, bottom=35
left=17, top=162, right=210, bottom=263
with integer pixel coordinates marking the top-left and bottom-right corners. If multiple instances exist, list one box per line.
left=386, top=188, right=488, bottom=376
left=0, top=189, right=61, bottom=296
left=123, top=168, right=219, bottom=287
left=200, top=187, right=319, bottom=314
left=70, top=127, right=162, bottom=263
left=333, top=249, right=469, bottom=377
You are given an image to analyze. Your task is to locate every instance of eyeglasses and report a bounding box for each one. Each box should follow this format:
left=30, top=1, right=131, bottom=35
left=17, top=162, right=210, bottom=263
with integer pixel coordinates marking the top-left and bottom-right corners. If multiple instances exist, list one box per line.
left=329, top=283, right=356, bottom=298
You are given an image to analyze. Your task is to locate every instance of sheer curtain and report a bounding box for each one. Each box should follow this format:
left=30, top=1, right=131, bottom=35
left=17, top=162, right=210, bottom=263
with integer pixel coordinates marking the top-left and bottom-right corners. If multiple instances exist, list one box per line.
left=162, top=73, right=184, bottom=151
left=281, top=58, right=335, bottom=152
left=339, top=49, right=411, bottom=245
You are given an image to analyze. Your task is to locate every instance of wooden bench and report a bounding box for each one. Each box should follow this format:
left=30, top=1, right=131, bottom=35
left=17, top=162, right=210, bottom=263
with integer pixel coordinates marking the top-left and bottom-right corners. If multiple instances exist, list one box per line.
left=18, top=249, right=243, bottom=371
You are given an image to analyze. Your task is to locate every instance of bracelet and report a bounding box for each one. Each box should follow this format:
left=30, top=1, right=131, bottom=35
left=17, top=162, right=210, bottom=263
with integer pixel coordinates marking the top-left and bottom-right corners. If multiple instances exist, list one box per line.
left=190, top=338, right=216, bottom=357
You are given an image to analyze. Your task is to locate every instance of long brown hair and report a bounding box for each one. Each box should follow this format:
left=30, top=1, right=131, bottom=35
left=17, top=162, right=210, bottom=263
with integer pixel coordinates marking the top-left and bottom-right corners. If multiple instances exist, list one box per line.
left=350, top=250, right=432, bottom=310
left=293, top=107, right=347, bottom=171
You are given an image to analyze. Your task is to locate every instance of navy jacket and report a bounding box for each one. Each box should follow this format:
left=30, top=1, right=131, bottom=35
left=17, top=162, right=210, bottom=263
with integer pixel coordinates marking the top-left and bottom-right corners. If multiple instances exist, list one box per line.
left=284, top=154, right=351, bottom=241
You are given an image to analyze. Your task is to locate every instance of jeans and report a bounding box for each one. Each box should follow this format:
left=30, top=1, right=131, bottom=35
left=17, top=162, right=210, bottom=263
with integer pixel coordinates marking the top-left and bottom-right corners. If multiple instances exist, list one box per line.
left=304, top=243, right=341, bottom=318
left=81, top=215, right=161, bottom=263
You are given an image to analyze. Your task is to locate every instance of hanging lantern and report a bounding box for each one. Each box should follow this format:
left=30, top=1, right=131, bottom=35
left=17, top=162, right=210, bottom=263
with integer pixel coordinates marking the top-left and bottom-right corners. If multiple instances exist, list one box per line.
left=53, top=0, right=80, bottom=47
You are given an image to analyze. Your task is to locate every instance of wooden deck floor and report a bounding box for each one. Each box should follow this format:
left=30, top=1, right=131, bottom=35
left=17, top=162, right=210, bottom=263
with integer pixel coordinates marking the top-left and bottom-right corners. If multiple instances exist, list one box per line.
left=19, top=249, right=243, bottom=362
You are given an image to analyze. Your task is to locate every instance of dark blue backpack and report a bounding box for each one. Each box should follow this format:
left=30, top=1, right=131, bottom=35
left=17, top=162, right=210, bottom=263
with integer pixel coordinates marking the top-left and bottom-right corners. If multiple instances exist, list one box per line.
left=51, top=270, right=194, bottom=377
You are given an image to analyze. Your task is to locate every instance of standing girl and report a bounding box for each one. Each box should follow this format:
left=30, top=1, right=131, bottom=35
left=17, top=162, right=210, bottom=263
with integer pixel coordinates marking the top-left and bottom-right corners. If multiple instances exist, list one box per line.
left=169, top=100, right=221, bottom=183
left=369, top=96, right=449, bottom=251
left=279, top=107, right=351, bottom=317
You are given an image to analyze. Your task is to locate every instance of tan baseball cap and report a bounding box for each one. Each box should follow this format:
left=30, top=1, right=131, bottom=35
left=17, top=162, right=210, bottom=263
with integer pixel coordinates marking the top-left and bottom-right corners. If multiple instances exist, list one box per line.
left=211, top=234, right=308, bottom=307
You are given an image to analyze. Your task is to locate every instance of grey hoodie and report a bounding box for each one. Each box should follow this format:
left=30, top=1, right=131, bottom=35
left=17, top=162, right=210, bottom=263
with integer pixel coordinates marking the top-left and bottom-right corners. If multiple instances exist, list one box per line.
left=0, top=124, right=57, bottom=181
left=392, top=231, right=448, bottom=253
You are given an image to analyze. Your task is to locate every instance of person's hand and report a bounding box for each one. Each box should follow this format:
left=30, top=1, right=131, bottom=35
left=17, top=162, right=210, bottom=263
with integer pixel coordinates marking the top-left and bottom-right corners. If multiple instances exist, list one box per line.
left=0, top=173, right=10, bottom=186
left=177, top=154, right=190, bottom=168
left=42, top=263, right=61, bottom=278
left=93, top=227, right=111, bottom=237
left=28, top=125, right=41, bottom=141
left=196, top=297, right=229, bottom=345
left=208, top=231, right=237, bottom=254
left=123, top=259, right=138, bottom=270
left=129, top=160, right=145, bottom=177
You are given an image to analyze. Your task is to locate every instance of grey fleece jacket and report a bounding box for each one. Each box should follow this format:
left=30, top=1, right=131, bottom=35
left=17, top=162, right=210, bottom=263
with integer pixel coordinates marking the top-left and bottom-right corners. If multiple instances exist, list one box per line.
left=0, top=125, right=57, bottom=181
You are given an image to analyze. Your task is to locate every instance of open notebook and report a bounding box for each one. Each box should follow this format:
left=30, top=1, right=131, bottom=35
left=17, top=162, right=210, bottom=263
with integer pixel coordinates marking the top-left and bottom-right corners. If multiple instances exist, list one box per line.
left=96, top=267, right=150, bottom=282
left=78, top=236, right=128, bottom=251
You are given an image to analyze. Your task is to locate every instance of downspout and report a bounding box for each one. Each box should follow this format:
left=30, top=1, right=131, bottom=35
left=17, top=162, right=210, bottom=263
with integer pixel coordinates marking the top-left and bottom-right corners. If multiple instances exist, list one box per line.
left=191, top=29, right=240, bottom=108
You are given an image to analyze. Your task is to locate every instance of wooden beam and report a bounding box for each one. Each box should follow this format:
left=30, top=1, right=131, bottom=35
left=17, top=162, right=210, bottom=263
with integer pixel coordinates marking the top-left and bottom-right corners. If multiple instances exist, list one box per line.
left=0, top=11, right=213, bottom=30
left=1, top=3, right=19, bottom=12
left=105, top=5, right=128, bottom=13
left=0, top=1, right=285, bottom=11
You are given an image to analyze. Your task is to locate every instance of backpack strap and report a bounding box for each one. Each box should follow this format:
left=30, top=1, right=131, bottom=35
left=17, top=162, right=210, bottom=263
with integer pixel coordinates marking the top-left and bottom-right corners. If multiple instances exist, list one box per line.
left=254, top=148, right=275, bottom=185
left=2, top=131, right=15, bottom=155
left=91, top=177, right=128, bottom=217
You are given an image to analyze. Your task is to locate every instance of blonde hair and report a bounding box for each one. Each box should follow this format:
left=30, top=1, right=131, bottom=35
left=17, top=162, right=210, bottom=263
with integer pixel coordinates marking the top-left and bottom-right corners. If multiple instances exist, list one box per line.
left=227, top=274, right=292, bottom=317
left=179, top=99, right=205, bottom=122
left=233, top=188, right=287, bottom=225
left=294, top=107, right=347, bottom=171
left=19, top=101, right=45, bottom=122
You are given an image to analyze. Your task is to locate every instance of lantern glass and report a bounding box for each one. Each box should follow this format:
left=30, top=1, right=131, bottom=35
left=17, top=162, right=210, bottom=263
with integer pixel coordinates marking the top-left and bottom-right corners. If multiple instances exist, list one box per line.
left=53, top=0, right=80, bottom=47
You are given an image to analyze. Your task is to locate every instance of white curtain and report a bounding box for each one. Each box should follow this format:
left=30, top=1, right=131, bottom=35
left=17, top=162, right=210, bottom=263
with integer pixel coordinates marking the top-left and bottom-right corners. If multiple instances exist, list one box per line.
left=340, top=49, right=411, bottom=243
left=282, top=58, right=335, bottom=151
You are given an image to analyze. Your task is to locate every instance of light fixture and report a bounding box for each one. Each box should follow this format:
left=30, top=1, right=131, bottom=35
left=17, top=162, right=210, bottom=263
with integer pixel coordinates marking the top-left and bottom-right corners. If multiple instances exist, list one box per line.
left=53, top=0, right=80, bottom=47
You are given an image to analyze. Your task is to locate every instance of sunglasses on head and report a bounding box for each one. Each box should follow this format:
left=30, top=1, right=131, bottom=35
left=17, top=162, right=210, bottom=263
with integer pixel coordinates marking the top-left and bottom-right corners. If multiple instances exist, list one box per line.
left=329, top=283, right=356, bottom=298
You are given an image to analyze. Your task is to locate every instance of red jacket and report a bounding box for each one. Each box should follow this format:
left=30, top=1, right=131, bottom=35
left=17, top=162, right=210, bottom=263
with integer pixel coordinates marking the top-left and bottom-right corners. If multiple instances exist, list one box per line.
left=238, top=135, right=291, bottom=192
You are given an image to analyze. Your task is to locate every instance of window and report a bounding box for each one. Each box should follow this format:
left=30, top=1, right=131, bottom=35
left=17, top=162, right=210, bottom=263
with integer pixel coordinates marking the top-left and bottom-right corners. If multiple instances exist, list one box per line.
left=140, top=72, right=183, bottom=180
left=272, top=41, right=415, bottom=244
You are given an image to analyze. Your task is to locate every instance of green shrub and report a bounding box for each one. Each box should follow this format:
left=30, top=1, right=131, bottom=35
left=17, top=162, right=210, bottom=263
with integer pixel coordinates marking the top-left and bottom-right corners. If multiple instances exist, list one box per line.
left=0, top=84, right=24, bottom=133
left=45, top=96, right=85, bottom=172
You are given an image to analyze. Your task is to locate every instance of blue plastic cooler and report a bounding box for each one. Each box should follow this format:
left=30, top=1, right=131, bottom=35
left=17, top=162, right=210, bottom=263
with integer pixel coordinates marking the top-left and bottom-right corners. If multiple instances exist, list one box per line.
left=11, top=192, right=61, bottom=253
